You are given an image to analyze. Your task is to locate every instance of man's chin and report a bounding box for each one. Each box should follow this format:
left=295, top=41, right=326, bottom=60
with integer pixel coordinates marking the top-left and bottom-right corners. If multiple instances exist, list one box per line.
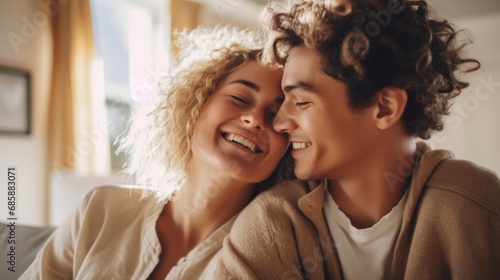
left=294, top=167, right=315, bottom=181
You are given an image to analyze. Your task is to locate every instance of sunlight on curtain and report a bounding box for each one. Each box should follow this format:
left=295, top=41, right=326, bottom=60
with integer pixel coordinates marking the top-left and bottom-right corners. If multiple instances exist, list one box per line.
left=48, top=0, right=110, bottom=176
left=171, top=0, right=201, bottom=55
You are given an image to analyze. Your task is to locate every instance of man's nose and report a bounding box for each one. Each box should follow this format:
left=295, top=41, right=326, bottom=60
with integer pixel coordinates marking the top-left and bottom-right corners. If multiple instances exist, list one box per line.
left=273, top=104, right=295, bottom=133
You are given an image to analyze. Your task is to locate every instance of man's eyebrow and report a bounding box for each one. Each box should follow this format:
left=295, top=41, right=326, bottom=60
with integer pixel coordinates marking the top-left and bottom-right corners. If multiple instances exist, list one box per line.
left=283, top=81, right=315, bottom=93
left=229, top=79, right=260, bottom=92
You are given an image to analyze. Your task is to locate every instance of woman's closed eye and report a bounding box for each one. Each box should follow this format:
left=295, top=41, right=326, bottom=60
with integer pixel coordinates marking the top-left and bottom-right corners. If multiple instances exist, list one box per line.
left=230, top=95, right=250, bottom=105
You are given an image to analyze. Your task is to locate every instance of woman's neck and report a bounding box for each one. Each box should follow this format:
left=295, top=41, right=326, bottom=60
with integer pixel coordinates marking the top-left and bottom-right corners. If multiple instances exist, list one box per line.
left=148, top=166, right=256, bottom=280
left=167, top=163, right=255, bottom=247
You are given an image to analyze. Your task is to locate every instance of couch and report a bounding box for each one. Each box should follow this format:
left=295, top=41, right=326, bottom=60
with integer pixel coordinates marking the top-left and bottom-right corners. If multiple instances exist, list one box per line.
left=0, top=222, right=55, bottom=279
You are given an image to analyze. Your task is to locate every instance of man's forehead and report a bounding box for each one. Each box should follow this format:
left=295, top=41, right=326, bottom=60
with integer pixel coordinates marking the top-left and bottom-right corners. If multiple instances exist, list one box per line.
left=283, top=46, right=322, bottom=81
left=286, top=46, right=321, bottom=65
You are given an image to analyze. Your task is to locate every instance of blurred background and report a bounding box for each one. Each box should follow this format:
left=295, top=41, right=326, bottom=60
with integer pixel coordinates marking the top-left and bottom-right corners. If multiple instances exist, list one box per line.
left=0, top=0, right=499, bottom=227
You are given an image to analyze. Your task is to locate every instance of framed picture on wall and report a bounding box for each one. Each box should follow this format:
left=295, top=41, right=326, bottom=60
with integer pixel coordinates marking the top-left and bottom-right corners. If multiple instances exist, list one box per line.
left=0, top=66, right=31, bottom=135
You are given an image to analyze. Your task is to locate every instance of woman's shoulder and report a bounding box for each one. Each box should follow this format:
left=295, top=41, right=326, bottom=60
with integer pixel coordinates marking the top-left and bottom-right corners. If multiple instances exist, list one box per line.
left=87, top=185, right=147, bottom=200
left=81, top=185, right=160, bottom=216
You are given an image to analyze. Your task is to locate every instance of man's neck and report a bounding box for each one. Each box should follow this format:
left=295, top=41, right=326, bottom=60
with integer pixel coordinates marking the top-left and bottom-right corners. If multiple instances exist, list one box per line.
left=327, top=139, right=417, bottom=229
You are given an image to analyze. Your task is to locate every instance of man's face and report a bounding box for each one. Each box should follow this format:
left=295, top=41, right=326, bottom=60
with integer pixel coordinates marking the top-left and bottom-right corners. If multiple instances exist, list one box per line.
left=273, top=46, right=376, bottom=180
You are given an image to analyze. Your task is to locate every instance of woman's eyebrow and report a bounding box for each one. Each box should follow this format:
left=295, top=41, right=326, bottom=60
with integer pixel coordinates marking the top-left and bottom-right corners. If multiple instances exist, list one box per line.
left=229, top=79, right=283, bottom=104
left=229, top=79, right=260, bottom=92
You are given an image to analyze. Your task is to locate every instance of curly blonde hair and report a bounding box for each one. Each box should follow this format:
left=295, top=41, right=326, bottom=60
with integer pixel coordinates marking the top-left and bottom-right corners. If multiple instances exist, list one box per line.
left=118, top=26, right=294, bottom=200
left=262, top=0, right=480, bottom=139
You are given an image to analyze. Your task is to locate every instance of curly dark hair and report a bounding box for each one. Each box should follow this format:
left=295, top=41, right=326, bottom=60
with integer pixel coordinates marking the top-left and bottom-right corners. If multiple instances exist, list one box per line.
left=262, top=0, right=480, bottom=139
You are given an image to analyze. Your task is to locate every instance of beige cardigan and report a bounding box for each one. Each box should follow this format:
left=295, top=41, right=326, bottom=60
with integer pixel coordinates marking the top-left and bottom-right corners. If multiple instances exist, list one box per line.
left=215, top=143, right=500, bottom=279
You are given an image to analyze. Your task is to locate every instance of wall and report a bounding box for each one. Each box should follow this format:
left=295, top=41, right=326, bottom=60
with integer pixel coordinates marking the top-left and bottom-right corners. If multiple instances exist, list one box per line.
left=197, top=0, right=261, bottom=29
left=0, top=0, right=52, bottom=226
left=424, top=10, right=500, bottom=174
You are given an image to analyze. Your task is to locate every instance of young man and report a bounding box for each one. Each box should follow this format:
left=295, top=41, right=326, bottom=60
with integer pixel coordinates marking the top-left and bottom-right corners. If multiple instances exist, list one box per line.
left=214, top=0, right=500, bottom=279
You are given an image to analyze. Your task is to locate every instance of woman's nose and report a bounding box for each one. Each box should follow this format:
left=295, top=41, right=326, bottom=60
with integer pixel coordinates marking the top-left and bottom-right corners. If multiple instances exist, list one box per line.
left=241, top=111, right=264, bottom=130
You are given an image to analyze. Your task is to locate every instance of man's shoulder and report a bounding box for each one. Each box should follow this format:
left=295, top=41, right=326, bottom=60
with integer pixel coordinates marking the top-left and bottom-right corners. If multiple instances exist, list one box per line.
left=231, top=180, right=318, bottom=244
left=255, top=179, right=310, bottom=206
left=236, top=180, right=311, bottom=225
left=425, top=158, right=500, bottom=216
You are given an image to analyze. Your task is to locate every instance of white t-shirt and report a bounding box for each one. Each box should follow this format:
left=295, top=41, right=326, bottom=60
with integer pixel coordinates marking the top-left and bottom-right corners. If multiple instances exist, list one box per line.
left=323, top=189, right=408, bottom=280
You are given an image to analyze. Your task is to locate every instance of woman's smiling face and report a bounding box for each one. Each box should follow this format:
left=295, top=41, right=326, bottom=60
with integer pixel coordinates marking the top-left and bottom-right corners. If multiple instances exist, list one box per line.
left=190, top=61, right=289, bottom=184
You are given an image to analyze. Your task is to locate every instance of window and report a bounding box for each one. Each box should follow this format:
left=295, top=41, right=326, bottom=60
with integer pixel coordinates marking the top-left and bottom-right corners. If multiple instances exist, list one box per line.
left=90, top=0, right=170, bottom=170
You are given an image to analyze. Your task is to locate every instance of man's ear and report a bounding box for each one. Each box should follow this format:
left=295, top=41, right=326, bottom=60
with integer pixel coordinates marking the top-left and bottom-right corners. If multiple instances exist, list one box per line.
left=373, top=87, right=407, bottom=130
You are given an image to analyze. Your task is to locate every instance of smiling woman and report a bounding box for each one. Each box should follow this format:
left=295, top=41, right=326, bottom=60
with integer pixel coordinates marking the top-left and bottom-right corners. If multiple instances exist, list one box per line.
left=120, top=26, right=293, bottom=199
left=191, top=60, right=287, bottom=185
left=20, top=26, right=294, bottom=280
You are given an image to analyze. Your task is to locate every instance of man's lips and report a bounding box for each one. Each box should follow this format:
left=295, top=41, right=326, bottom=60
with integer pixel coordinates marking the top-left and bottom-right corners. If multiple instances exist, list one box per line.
left=291, top=142, right=311, bottom=150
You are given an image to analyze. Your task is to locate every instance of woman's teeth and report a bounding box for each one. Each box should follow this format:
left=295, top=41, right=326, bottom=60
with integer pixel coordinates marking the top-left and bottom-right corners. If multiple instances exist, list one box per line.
left=225, top=133, right=258, bottom=152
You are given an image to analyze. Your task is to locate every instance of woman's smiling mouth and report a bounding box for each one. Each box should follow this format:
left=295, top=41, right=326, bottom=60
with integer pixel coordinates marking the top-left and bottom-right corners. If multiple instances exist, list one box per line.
left=223, top=132, right=262, bottom=153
